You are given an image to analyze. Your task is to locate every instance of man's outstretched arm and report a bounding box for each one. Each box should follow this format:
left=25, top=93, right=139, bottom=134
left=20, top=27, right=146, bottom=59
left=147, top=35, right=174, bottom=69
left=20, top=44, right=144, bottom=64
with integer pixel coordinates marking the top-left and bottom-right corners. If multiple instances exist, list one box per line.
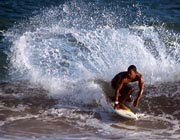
left=114, top=80, right=124, bottom=109
left=133, top=76, right=144, bottom=107
left=115, top=81, right=124, bottom=101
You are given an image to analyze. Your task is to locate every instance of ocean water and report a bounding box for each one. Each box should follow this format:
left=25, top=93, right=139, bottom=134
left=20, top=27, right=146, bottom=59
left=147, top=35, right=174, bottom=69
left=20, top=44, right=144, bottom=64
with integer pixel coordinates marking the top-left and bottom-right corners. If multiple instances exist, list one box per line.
left=0, top=0, right=180, bottom=139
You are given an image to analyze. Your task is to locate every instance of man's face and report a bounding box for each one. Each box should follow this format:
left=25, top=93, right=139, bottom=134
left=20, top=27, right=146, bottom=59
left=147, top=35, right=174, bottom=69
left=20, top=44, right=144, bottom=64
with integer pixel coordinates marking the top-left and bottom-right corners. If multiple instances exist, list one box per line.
left=128, top=69, right=136, bottom=79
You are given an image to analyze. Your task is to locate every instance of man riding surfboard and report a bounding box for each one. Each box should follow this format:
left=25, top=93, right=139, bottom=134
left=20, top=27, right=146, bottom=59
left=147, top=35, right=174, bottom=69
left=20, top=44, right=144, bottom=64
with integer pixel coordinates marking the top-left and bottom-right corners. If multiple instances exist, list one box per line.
left=111, top=65, right=144, bottom=110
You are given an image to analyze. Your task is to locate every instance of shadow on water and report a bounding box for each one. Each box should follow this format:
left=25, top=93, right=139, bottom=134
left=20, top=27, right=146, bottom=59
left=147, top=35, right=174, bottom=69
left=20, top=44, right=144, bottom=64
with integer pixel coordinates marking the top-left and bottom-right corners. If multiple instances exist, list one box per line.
left=0, top=81, right=58, bottom=120
left=0, top=80, right=180, bottom=139
left=0, top=81, right=102, bottom=139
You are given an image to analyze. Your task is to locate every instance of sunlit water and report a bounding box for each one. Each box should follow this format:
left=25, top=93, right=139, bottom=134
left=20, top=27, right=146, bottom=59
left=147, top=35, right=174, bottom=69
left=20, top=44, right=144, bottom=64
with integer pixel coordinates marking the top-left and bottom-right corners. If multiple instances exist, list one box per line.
left=1, top=0, right=180, bottom=139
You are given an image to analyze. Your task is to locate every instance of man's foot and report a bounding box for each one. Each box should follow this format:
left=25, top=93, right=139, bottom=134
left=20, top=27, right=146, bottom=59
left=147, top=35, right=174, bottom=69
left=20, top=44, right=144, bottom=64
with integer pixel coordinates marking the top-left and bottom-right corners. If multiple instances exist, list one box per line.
left=117, top=103, right=130, bottom=110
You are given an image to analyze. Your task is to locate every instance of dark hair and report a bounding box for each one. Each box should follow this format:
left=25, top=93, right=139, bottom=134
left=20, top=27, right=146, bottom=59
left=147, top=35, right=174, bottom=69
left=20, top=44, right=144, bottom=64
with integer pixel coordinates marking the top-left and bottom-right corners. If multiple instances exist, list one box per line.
left=128, top=65, right=137, bottom=72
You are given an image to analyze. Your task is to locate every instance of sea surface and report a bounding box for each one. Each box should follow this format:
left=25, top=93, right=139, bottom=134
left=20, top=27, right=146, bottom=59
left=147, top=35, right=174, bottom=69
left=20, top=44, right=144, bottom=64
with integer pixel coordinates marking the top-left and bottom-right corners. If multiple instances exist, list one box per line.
left=0, top=0, right=180, bottom=139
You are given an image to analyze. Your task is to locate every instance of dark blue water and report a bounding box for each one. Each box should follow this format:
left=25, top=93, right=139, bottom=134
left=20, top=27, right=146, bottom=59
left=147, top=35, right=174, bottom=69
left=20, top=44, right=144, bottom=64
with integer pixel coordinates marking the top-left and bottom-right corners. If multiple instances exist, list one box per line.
left=0, top=0, right=180, bottom=140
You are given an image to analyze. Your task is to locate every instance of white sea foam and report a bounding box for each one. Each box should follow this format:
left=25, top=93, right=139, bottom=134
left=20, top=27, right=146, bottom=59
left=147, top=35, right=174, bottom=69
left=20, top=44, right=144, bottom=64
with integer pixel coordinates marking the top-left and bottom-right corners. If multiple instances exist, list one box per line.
left=5, top=1, right=180, bottom=87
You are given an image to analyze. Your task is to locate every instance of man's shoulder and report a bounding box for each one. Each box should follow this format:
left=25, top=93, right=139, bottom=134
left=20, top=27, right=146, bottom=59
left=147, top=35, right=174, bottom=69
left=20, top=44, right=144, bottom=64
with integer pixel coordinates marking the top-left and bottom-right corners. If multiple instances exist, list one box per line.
left=136, top=72, right=144, bottom=81
left=118, top=71, right=127, bottom=75
left=137, top=72, right=143, bottom=78
left=117, top=71, right=128, bottom=79
left=112, top=71, right=127, bottom=81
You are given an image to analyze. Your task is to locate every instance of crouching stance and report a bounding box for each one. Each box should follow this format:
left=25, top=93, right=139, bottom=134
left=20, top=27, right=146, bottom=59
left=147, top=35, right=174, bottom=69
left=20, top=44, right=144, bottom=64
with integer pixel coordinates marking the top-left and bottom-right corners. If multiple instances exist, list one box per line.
left=111, top=65, right=144, bottom=109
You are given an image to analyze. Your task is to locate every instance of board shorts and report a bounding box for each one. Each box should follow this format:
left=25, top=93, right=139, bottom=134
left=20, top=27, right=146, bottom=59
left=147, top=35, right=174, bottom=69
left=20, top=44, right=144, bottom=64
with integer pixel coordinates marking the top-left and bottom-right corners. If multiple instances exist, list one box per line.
left=111, top=83, right=132, bottom=94
left=111, top=83, right=133, bottom=102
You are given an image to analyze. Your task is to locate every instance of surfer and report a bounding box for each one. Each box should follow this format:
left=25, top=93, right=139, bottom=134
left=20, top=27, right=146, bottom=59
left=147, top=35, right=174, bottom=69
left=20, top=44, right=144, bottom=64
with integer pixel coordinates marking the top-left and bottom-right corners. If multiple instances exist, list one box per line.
left=111, top=65, right=144, bottom=109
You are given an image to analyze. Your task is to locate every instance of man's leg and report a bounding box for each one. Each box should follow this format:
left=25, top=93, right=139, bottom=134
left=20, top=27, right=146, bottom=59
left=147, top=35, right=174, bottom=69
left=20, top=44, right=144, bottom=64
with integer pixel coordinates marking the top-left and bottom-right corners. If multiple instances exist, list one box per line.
left=119, top=84, right=134, bottom=104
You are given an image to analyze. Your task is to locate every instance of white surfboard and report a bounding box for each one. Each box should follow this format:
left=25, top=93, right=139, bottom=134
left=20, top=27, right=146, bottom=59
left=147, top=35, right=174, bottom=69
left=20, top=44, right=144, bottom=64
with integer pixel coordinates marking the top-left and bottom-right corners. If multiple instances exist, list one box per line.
left=111, top=102, right=138, bottom=120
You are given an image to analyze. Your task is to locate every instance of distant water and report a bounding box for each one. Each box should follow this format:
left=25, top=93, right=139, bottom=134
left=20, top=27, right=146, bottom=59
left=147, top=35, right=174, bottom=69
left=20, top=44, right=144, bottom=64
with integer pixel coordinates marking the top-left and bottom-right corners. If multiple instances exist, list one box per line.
left=0, top=0, right=180, bottom=140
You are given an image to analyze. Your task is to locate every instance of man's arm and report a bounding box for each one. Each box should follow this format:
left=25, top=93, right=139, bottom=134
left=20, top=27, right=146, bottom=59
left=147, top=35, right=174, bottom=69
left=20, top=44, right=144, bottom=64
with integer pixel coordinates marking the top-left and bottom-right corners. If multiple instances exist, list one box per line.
left=114, top=80, right=124, bottom=106
left=133, top=75, right=144, bottom=107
